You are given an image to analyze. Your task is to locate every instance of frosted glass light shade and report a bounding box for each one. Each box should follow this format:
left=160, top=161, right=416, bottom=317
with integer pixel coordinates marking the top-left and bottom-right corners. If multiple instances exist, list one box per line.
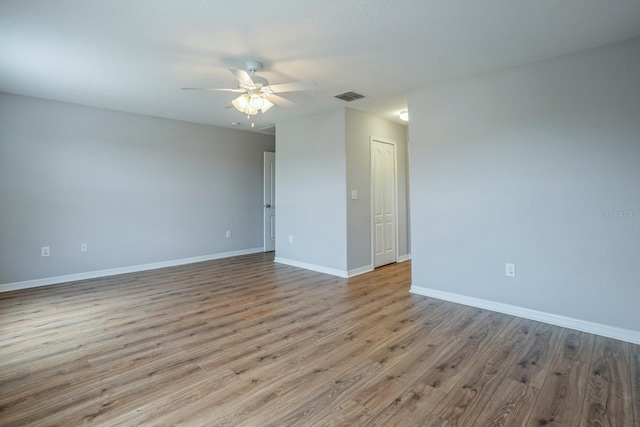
left=232, top=94, right=249, bottom=111
left=244, top=104, right=258, bottom=115
left=261, top=98, right=274, bottom=112
left=249, top=94, right=264, bottom=109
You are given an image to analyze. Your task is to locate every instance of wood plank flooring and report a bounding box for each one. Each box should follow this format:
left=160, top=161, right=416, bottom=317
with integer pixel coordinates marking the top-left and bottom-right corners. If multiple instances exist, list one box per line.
left=0, top=252, right=638, bottom=426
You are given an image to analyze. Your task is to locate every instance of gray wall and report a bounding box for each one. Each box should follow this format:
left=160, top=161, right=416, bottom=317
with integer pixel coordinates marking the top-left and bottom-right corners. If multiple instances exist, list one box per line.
left=275, top=109, right=348, bottom=271
left=408, top=37, right=640, bottom=331
left=345, top=108, right=409, bottom=270
left=0, top=93, right=275, bottom=284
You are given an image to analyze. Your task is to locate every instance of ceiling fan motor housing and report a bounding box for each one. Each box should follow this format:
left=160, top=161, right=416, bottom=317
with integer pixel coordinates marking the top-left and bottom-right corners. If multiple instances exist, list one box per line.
left=245, top=60, right=263, bottom=73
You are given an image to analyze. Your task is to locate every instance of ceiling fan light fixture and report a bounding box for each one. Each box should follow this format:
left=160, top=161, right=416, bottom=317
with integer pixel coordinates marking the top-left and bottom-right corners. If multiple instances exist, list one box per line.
left=231, top=93, right=274, bottom=115
left=399, top=110, right=409, bottom=121
left=231, top=94, right=260, bottom=115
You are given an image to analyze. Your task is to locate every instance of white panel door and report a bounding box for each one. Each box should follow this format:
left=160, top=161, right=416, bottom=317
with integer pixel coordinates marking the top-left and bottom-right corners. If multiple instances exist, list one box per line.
left=263, top=152, right=276, bottom=251
left=371, top=140, right=396, bottom=267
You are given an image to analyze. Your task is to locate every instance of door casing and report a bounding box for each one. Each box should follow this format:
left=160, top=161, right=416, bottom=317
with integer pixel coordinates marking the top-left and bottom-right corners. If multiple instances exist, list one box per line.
left=263, top=151, right=276, bottom=252
left=370, top=137, right=398, bottom=268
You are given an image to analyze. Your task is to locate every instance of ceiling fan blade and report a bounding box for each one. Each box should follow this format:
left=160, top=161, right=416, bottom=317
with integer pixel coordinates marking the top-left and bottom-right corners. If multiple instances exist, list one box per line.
left=229, top=68, right=255, bottom=86
left=268, top=81, right=318, bottom=93
left=266, top=94, right=297, bottom=107
left=181, top=87, right=245, bottom=92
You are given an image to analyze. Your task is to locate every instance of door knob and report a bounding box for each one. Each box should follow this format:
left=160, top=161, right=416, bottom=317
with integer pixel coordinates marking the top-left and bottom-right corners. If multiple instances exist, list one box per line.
left=265, top=204, right=271, bottom=208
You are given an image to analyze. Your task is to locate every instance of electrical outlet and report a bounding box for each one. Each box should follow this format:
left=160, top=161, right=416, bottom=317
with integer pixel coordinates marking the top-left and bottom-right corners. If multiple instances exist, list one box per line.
left=80, top=243, right=88, bottom=252
left=506, top=263, right=516, bottom=277
left=226, top=230, right=232, bottom=238
left=289, top=235, right=293, bottom=243
left=41, top=246, right=50, bottom=257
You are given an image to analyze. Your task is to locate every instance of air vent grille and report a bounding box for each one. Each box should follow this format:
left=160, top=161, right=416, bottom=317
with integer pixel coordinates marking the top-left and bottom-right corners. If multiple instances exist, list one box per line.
left=334, top=91, right=365, bottom=102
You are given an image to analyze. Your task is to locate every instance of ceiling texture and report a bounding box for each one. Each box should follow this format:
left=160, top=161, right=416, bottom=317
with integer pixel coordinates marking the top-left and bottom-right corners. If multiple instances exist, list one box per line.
left=1, top=0, right=640, bottom=133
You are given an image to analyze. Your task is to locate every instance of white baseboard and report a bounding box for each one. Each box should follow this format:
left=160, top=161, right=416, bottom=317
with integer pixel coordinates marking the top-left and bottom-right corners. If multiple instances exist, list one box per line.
left=410, top=285, right=640, bottom=345
left=397, top=254, right=411, bottom=263
left=273, top=258, right=374, bottom=279
left=274, top=254, right=412, bottom=279
left=273, top=257, right=350, bottom=278
left=347, top=265, right=373, bottom=278
left=0, top=248, right=264, bottom=293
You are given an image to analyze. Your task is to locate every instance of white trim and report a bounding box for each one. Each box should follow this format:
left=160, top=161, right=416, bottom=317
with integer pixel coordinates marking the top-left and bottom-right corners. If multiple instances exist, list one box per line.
left=397, top=254, right=411, bottom=263
left=0, top=248, right=264, bottom=293
left=263, top=151, right=276, bottom=252
left=273, top=257, right=373, bottom=278
left=274, top=257, right=349, bottom=278
left=410, top=285, right=640, bottom=345
left=347, top=265, right=373, bottom=278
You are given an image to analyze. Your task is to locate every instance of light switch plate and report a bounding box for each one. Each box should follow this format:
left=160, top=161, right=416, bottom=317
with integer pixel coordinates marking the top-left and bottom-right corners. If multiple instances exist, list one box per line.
left=506, top=263, right=515, bottom=277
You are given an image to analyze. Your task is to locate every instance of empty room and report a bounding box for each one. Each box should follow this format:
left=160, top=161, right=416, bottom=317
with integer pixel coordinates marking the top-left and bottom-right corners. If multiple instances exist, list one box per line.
left=1, top=1, right=639, bottom=426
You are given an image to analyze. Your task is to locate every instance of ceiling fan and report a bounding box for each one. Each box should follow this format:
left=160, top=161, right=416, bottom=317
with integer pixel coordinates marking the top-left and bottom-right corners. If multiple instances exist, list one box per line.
left=182, top=60, right=318, bottom=117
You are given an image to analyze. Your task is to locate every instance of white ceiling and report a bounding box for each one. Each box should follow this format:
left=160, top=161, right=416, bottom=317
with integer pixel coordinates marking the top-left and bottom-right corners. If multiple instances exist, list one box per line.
left=1, top=0, right=640, bottom=133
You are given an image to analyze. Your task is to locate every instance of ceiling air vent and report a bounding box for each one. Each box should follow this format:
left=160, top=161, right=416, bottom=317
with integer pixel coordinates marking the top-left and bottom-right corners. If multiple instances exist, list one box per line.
left=334, top=91, right=365, bottom=102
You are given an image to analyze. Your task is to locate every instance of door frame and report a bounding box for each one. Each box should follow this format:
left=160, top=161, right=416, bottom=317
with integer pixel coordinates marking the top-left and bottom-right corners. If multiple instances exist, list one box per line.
left=370, top=136, right=399, bottom=268
left=263, top=151, right=276, bottom=252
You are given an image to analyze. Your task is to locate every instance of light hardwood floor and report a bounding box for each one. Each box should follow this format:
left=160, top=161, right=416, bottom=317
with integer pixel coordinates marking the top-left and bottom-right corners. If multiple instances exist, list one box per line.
left=1, top=253, right=638, bottom=426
